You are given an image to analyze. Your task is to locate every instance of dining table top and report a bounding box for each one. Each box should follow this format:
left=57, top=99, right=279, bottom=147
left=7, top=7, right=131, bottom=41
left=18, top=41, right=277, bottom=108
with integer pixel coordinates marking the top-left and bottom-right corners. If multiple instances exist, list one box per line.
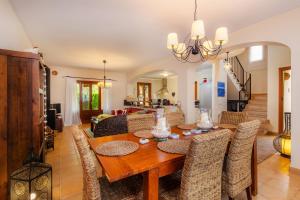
left=88, top=124, right=237, bottom=183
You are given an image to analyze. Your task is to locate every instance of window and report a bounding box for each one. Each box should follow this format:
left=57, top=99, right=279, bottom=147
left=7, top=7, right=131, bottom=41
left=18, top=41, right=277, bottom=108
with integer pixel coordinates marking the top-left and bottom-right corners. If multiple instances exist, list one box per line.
left=249, top=45, right=263, bottom=62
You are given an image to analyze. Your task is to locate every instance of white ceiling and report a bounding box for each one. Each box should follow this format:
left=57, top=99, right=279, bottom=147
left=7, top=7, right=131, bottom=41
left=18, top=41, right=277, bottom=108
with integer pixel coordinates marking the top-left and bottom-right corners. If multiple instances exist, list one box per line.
left=139, top=70, right=177, bottom=79
left=10, top=0, right=300, bottom=71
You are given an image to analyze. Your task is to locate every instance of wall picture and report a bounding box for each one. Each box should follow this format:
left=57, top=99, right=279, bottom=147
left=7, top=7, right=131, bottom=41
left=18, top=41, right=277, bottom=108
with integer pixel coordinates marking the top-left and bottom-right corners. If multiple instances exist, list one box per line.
left=217, top=82, right=225, bottom=97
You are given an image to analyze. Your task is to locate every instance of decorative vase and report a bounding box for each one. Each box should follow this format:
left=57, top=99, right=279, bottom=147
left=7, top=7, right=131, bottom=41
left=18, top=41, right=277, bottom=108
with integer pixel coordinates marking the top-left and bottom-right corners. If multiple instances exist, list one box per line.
left=152, top=117, right=171, bottom=141
left=196, top=109, right=213, bottom=129
left=273, top=112, right=291, bottom=157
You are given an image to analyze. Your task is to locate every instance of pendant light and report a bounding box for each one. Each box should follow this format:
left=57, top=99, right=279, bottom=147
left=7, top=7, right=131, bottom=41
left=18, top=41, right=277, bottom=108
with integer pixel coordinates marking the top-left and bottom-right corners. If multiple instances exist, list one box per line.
left=167, top=0, right=229, bottom=63
left=98, top=60, right=112, bottom=88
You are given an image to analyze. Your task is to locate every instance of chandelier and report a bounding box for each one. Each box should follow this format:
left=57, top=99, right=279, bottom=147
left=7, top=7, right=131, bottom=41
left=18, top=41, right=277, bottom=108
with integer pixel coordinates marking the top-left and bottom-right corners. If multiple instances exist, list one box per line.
left=98, top=60, right=113, bottom=88
left=167, top=0, right=229, bottom=63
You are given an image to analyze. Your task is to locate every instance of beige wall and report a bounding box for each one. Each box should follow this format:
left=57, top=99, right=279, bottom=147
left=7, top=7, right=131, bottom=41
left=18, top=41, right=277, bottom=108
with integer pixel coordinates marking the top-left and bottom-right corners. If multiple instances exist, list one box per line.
left=127, top=76, right=178, bottom=104
left=267, top=45, right=291, bottom=132
left=0, top=0, right=32, bottom=50
left=166, top=76, right=178, bottom=104
left=50, top=66, right=127, bottom=118
left=128, top=78, right=162, bottom=99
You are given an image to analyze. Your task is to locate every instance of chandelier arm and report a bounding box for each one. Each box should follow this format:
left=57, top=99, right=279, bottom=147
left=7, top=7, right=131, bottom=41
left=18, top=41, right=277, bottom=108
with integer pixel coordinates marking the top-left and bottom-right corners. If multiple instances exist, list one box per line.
left=194, top=0, right=198, bottom=20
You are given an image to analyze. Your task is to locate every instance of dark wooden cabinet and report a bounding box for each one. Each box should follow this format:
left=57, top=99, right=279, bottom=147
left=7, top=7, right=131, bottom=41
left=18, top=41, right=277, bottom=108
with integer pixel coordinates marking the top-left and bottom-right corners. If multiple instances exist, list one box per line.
left=0, top=49, right=44, bottom=199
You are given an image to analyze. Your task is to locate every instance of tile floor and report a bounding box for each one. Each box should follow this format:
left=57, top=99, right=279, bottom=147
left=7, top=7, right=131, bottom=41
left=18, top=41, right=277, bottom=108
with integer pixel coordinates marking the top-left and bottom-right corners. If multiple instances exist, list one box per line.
left=46, top=125, right=300, bottom=200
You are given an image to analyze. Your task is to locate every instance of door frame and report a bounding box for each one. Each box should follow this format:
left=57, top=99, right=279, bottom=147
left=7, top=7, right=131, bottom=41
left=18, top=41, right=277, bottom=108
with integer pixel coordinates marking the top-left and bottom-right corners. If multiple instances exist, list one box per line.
left=137, top=82, right=152, bottom=106
left=77, top=80, right=102, bottom=122
left=278, top=66, right=291, bottom=133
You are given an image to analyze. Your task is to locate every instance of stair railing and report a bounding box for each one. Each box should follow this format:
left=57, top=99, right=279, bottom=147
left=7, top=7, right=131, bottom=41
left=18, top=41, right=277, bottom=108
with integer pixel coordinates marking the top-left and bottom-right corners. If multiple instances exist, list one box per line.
left=227, top=56, right=252, bottom=111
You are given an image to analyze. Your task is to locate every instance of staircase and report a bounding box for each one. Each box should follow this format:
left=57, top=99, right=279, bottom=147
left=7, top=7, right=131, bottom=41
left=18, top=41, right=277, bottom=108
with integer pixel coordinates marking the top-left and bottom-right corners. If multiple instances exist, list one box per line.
left=225, top=56, right=270, bottom=134
left=226, top=56, right=251, bottom=111
left=243, top=94, right=270, bottom=134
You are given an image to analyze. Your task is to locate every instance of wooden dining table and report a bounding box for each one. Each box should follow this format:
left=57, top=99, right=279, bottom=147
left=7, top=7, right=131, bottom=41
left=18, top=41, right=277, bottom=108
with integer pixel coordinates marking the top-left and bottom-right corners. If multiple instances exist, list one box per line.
left=88, top=126, right=258, bottom=200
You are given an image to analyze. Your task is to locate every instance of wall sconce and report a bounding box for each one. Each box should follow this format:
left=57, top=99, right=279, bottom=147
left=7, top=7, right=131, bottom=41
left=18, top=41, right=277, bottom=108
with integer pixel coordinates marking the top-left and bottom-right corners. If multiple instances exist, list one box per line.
left=10, top=162, right=52, bottom=200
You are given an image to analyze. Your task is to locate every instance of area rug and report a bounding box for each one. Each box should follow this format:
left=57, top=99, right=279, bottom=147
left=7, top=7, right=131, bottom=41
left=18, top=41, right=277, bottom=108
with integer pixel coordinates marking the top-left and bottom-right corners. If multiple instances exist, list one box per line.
left=84, top=128, right=94, bottom=138
left=257, top=135, right=277, bottom=163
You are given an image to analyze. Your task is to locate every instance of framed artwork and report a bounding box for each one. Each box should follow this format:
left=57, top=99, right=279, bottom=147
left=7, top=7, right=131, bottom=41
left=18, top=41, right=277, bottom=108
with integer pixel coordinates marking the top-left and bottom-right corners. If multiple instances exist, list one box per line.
left=217, top=82, right=225, bottom=97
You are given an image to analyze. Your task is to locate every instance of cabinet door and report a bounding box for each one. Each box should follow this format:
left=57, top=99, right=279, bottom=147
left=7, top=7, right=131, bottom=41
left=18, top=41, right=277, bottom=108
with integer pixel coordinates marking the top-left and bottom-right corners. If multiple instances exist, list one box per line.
left=7, top=56, right=41, bottom=176
left=0, top=55, right=8, bottom=199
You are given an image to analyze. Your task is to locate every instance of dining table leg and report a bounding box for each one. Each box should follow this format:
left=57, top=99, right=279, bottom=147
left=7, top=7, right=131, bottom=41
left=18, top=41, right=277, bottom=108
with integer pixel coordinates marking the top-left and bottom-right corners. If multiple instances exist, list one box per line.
left=251, top=138, right=258, bottom=196
left=143, top=168, right=159, bottom=200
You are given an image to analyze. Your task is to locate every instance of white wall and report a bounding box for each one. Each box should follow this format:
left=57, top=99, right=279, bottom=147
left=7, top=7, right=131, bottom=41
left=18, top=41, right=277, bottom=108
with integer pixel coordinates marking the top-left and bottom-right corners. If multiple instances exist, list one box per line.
left=284, top=70, right=291, bottom=113
left=166, top=76, right=178, bottom=104
left=0, top=0, right=32, bottom=50
left=212, top=60, right=228, bottom=122
left=196, top=67, right=213, bottom=111
left=226, top=7, right=299, bottom=169
left=238, top=47, right=268, bottom=95
left=50, top=66, right=127, bottom=118
left=267, top=45, right=291, bottom=132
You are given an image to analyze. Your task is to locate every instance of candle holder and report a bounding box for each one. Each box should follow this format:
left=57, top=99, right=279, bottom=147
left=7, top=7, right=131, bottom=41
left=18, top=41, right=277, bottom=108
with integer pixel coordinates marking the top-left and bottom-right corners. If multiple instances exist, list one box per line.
left=10, top=162, right=52, bottom=200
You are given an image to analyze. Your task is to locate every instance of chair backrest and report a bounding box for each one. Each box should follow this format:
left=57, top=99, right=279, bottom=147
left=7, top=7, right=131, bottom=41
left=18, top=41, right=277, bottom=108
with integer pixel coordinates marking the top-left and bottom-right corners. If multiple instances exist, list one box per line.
left=219, top=111, right=247, bottom=125
left=225, top=120, right=261, bottom=196
left=94, top=115, right=128, bottom=137
left=127, top=113, right=155, bottom=132
left=180, top=129, right=231, bottom=200
left=72, top=130, right=101, bottom=200
left=165, top=112, right=185, bottom=127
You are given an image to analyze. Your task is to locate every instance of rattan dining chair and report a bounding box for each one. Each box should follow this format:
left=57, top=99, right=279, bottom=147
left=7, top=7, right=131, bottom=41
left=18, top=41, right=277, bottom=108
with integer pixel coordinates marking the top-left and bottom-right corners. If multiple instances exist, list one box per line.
left=222, top=120, right=261, bottom=200
left=160, top=129, right=231, bottom=200
left=127, top=113, right=156, bottom=133
left=219, top=111, right=248, bottom=125
left=165, top=111, right=185, bottom=127
left=72, top=130, right=143, bottom=200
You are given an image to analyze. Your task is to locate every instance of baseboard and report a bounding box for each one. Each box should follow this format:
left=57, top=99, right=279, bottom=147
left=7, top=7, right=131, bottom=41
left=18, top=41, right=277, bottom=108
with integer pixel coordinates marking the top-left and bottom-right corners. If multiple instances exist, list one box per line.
left=290, top=167, right=300, bottom=175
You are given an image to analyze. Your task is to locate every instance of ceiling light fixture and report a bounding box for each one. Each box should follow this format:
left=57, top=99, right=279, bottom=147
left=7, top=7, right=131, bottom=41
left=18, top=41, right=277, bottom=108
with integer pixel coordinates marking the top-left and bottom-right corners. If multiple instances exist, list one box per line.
left=98, top=60, right=113, bottom=88
left=167, top=0, right=229, bottom=63
left=224, top=52, right=232, bottom=72
left=161, top=71, right=169, bottom=77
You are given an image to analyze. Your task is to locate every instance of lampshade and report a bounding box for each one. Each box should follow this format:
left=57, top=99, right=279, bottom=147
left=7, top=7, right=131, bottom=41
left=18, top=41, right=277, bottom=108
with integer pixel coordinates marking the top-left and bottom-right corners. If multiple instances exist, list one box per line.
left=97, top=80, right=112, bottom=88
left=203, top=40, right=213, bottom=55
left=191, top=20, right=205, bottom=40
left=167, top=33, right=178, bottom=49
left=10, top=162, right=52, bottom=200
left=175, top=43, right=186, bottom=57
left=215, top=27, right=228, bottom=45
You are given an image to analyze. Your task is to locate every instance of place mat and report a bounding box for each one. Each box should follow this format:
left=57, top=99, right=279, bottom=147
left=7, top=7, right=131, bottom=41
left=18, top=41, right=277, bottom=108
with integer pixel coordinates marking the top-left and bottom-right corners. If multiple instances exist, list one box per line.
left=219, top=124, right=237, bottom=130
left=96, top=140, right=139, bottom=156
left=177, top=124, right=197, bottom=130
left=157, top=139, right=191, bottom=155
left=133, top=130, right=153, bottom=139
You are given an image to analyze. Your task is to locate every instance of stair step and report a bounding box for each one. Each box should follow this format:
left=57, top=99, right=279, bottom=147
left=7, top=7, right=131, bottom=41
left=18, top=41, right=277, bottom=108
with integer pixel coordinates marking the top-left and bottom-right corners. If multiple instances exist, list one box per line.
left=252, top=94, right=267, bottom=100
left=247, top=112, right=267, bottom=118
left=248, top=116, right=267, bottom=121
left=248, top=100, right=267, bottom=105
left=244, top=105, right=267, bottom=111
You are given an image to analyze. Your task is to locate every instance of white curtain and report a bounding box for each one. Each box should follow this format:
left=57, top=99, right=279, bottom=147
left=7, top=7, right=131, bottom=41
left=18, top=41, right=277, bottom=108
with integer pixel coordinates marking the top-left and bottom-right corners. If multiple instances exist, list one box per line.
left=102, top=88, right=112, bottom=114
left=64, top=78, right=82, bottom=126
